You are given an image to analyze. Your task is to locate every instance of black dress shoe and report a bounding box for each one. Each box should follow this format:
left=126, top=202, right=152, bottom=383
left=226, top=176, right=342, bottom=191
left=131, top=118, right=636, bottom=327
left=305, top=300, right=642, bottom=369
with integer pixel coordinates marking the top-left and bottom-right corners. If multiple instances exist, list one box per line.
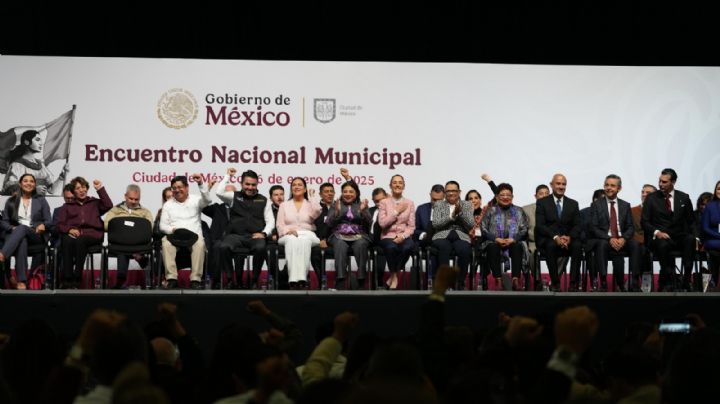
left=166, top=279, right=178, bottom=289
left=190, top=281, right=202, bottom=290
left=615, top=284, right=627, bottom=292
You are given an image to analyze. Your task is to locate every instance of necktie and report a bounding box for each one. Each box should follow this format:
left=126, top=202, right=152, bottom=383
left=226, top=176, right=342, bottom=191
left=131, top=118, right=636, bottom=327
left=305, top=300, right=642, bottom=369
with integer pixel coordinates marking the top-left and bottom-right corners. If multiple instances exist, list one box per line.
left=665, top=194, right=672, bottom=213
left=556, top=199, right=562, bottom=218
left=609, top=201, right=619, bottom=238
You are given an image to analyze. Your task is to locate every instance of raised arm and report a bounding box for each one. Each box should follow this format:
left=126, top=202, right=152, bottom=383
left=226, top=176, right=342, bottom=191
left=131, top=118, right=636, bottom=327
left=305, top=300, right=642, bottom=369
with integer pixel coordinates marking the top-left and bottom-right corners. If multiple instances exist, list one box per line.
left=215, top=167, right=236, bottom=206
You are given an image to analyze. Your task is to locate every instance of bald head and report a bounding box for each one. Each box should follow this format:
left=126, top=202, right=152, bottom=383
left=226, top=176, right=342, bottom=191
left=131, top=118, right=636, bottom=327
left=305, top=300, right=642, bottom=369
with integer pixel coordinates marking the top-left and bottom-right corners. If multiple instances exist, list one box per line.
left=151, top=337, right=179, bottom=367
left=550, top=174, right=567, bottom=198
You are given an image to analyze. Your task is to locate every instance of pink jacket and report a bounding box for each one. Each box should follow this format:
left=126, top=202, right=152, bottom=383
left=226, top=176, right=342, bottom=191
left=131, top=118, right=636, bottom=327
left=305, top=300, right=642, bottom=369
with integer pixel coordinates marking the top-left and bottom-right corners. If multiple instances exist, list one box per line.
left=378, top=197, right=416, bottom=240
left=276, top=197, right=322, bottom=237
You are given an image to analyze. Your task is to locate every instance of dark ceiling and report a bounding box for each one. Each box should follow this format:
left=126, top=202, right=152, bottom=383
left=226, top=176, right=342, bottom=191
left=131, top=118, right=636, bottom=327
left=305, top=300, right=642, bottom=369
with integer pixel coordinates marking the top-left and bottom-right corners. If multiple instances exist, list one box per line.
left=2, top=1, right=718, bottom=66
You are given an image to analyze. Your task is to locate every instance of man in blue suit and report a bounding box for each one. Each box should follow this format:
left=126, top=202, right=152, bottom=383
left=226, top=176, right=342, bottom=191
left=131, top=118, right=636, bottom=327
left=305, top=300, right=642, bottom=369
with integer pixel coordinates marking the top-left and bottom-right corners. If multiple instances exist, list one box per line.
left=414, top=184, right=445, bottom=284
left=536, top=174, right=582, bottom=292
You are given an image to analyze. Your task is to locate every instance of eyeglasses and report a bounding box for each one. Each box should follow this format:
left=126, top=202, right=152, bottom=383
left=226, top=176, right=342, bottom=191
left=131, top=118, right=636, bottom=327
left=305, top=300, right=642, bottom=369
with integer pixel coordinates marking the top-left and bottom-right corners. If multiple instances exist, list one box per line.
left=498, top=193, right=513, bottom=198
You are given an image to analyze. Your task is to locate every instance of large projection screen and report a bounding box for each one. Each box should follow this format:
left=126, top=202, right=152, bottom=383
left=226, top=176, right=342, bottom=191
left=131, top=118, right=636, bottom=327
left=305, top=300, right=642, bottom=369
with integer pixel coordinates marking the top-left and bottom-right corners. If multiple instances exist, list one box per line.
left=1, top=56, right=718, bottom=214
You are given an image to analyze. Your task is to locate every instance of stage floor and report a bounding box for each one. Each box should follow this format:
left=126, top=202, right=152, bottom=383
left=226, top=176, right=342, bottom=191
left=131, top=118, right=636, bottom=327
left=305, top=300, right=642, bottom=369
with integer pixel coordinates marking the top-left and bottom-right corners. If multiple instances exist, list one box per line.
left=2, top=290, right=719, bottom=361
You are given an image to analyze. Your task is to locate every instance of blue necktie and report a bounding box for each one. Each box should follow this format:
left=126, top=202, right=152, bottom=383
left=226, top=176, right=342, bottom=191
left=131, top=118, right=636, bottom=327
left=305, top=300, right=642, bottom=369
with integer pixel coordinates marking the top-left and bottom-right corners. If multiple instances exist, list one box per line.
left=556, top=199, right=562, bottom=218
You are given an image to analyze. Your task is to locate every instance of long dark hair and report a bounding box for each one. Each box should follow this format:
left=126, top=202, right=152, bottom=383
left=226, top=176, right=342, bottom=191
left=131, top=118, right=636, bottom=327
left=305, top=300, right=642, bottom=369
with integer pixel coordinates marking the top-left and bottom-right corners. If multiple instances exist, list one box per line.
left=8, top=130, right=40, bottom=162
left=288, top=177, right=308, bottom=200
left=714, top=180, right=720, bottom=202
left=465, top=189, right=483, bottom=216
left=6, top=174, right=38, bottom=224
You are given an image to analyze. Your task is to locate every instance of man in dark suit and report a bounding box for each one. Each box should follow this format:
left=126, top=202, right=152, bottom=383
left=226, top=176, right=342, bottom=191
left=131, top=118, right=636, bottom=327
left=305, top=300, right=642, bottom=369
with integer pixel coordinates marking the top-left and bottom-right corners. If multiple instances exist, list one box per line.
left=535, top=173, right=582, bottom=291
left=580, top=189, right=605, bottom=291
left=369, top=187, right=388, bottom=286
left=641, top=168, right=696, bottom=291
left=311, top=182, right=335, bottom=285
left=202, top=181, right=236, bottom=288
left=589, top=175, right=641, bottom=292
left=414, top=184, right=445, bottom=247
left=413, top=184, right=445, bottom=287
left=266, top=185, right=288, bottom=289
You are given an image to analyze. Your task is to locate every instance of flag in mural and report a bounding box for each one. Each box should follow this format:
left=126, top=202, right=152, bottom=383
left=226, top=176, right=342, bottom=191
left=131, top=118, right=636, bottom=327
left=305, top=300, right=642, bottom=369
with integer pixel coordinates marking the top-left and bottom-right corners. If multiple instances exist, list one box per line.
left=0, top=106, right=75, bottom=195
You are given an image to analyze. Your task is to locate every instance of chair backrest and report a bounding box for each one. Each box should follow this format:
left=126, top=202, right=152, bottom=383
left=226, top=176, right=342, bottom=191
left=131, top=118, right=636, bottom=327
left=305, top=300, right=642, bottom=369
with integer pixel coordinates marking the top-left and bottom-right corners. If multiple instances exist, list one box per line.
left=108, top=217, right=153, bottom=246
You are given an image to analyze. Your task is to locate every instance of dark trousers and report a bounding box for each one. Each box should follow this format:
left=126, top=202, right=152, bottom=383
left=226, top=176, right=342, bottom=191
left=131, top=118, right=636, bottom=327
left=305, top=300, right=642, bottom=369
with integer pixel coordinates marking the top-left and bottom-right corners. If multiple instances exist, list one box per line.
left=486, top=242, right=523, bottom=278
left=706, top=242, right=720, bottom=286
left=1, top=225, right=43, bottom=282
left=650, top=232, right=695, bottom=287
left=594, top=239, right=641, bottom=284
left=432, top=231, right=471, bottom=287
left=539, top=238, right=582, bottom=286
left=311, top=244, right=323, bottom=277
left=330, top=237, right=369, bottom=280
left=209, top=240, right=245, bottom=282
left=61, top=235, right=102, bottom=281
left=380, top=238, right=414, bottom=273
left=219, top=234, right=266, bottom=284
left=115, top=253, right=149, bottom=282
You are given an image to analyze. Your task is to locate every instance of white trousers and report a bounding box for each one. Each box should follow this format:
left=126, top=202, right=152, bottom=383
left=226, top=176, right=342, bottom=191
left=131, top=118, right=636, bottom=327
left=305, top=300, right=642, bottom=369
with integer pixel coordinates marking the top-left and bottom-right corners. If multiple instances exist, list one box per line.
left=279, top=230, right=320, bottom=283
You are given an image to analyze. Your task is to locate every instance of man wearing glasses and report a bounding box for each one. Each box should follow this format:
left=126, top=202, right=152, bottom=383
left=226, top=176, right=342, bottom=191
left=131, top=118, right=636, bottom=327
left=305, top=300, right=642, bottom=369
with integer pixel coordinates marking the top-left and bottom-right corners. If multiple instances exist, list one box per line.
left=159, top=174, right=210, bottom=289
left=430, top=181, right=475, bottom=290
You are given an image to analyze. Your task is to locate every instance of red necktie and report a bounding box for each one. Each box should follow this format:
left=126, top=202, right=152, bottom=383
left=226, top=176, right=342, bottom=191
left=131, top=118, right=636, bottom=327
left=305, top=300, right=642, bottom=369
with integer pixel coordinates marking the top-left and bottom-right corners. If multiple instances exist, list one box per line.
left=609, top=201, right=619, bottom=238
left=665, top=193, right=672, bottom=213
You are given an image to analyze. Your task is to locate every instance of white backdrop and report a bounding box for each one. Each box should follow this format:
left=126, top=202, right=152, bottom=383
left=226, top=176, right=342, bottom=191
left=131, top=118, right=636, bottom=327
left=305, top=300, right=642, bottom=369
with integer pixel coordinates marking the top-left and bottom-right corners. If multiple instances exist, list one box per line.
left=1, top=56, right=719, bottom=214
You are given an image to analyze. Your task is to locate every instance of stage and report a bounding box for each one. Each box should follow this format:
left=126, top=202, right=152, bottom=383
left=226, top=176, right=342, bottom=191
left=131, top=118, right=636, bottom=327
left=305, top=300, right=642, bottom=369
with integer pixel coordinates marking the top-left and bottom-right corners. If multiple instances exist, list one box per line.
left=2, top=290, right=719, bottom=363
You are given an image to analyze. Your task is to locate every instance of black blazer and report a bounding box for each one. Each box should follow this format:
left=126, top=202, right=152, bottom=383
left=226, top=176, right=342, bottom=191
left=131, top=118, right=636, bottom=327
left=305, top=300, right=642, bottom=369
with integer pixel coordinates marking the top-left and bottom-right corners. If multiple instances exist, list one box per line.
left=313, top=202, right=331, bottom=240
left=589, top=197, right=634, bottom=240
left=202, top=203, right=231, bottom=243
left=413, top=202, right=433, bottom=244
left=641, top=190, right=694, bottom=238
left=535, top=195, right=581, bottom=245
left=368, top=206, right=383, bottom=244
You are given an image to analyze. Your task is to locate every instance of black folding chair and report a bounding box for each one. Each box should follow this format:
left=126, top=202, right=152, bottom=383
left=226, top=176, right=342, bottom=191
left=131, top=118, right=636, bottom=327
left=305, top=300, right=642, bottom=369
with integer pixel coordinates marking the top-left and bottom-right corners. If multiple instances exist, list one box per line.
left=103, top=217, right=155, bottom=289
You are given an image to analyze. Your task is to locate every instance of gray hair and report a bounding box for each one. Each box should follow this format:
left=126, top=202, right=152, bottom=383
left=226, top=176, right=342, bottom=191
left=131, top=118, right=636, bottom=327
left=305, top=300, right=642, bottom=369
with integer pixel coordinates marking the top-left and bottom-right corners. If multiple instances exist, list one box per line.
left=126, top=184, right=141, bottom=194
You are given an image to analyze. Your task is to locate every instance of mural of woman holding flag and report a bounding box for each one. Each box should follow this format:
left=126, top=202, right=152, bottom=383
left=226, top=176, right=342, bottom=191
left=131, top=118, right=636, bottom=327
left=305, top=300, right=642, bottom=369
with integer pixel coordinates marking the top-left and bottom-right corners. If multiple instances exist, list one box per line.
left=1, top=130, right=70, bottom=195
left=0, top=107, right=75, bottom=196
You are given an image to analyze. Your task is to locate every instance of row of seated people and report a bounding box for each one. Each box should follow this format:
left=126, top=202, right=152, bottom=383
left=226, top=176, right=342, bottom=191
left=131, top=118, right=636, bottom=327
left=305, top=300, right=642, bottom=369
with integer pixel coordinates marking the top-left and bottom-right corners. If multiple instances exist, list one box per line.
left=522, top=170, right=720, bottom=292
left=2, top=168, right=719, bottom=292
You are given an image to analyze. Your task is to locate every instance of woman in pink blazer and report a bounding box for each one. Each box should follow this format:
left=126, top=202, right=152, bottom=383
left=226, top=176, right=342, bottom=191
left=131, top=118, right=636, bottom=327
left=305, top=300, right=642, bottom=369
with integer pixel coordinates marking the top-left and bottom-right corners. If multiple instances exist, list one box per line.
left=276, top=177, right=322, bottom=289
left=378, top=174, right=416, bottom=289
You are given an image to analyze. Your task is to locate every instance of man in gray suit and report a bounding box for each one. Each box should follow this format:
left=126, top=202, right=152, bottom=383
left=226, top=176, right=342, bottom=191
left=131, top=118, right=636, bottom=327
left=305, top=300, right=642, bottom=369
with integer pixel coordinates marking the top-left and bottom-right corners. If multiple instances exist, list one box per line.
left=589, top=174, right=640, bottom=292
left=523, top=184, right=551, bottom=256
left=523, top=184, right=551, bottom=290
left=431, top=180, right=474, bottom=289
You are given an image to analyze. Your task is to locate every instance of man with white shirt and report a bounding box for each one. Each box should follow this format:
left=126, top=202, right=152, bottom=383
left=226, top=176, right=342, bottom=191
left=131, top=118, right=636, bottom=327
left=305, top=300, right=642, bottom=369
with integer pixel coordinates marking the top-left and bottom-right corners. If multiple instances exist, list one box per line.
left=216, top=168, right=275, bottom=289
left=588, top=175, right=640, bottom=292
left=160, top=174, right=210, bottom=289
left=641, top=168, right=695, bottom=291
